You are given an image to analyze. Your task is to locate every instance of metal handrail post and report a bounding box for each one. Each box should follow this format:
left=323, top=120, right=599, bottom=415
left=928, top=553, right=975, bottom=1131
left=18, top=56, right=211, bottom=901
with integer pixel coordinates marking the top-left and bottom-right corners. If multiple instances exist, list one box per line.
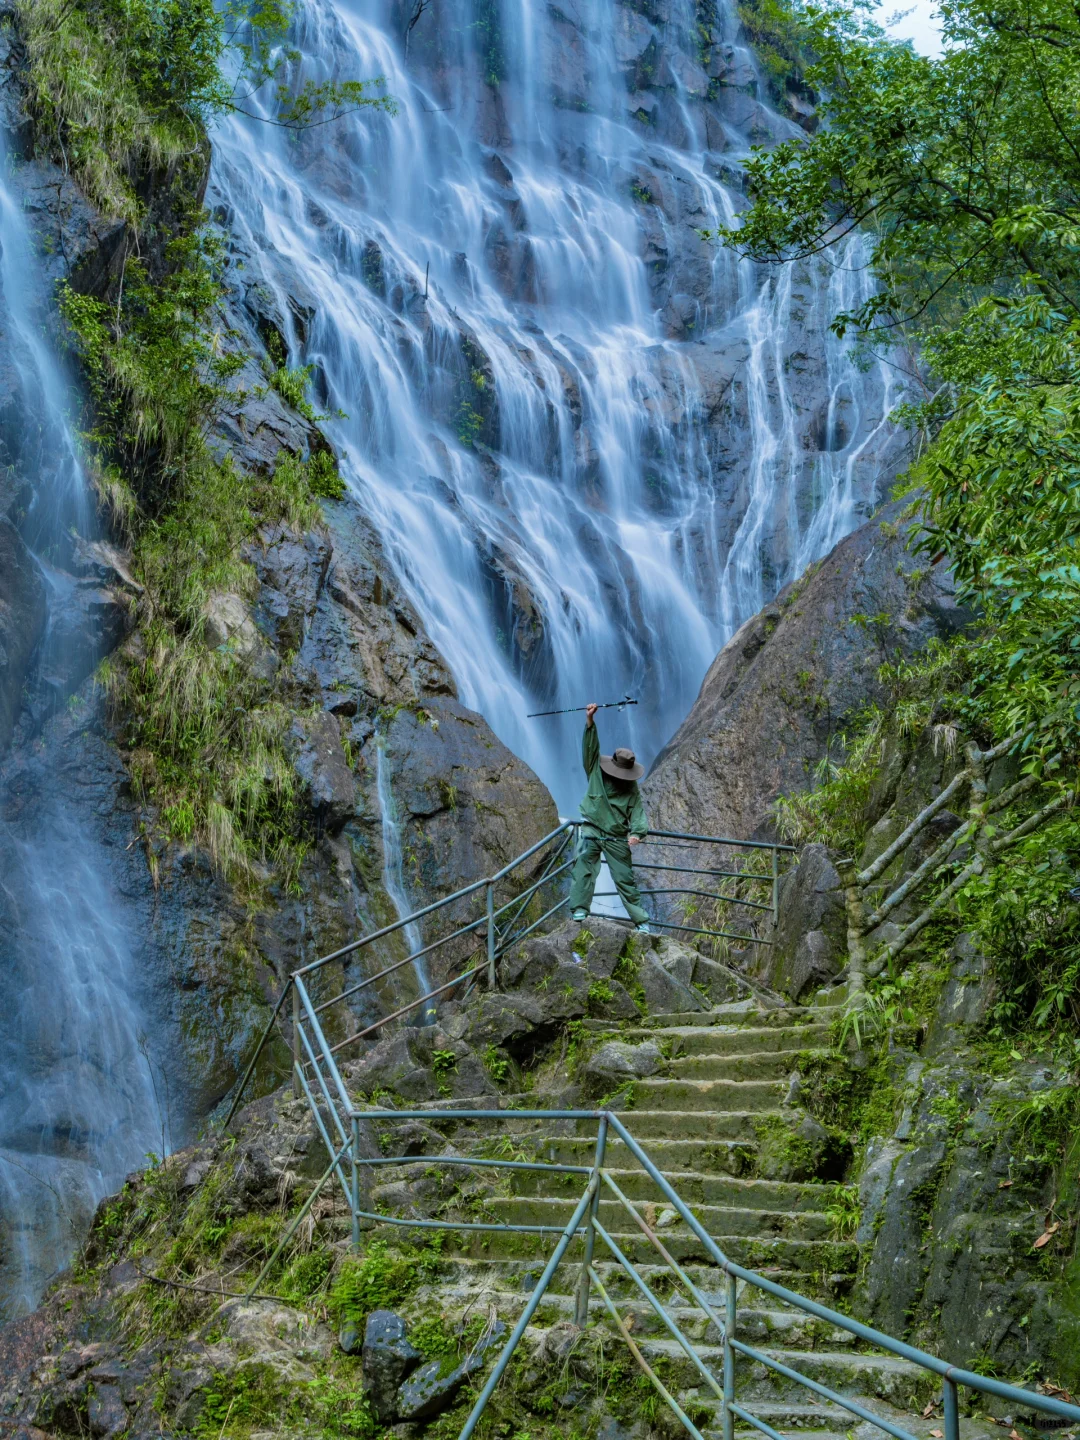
left=771, top=845, right=779, bottom=925
left=573, top=1114, right=608, bottom=1326
left=456, top=1175, right=598, bottom=1440
left=722, top=1271, right=736, bottom=1440
left=291, top=981, right=301, bottom=1098
left=486, top=882, right=496, bottom=989
left=943, top=1378, right=960, bottom=1440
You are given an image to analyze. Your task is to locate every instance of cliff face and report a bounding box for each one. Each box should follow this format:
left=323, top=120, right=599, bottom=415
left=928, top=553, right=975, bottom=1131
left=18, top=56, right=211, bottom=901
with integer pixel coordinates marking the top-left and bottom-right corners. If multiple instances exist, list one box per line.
left=642, top=501, right=971, bottom=842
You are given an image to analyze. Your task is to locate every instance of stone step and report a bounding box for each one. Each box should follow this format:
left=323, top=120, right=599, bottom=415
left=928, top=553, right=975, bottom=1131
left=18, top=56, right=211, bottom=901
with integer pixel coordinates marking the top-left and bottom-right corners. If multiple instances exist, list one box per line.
left=478, top=1194, right=834, bottom=1240
left=422, top=1279, right=862, bottom=1350
left=678, top=1398, right=928, bottom=1440
left=630, top=1077, right=787, bottom=1111
left=574, top=1110, right=778, bottom=1140
left=544, top=1136, right=759, bottom=1174
left=667, top=1051, right=822, bottom=1083
left=713, top=1409, right=860, bottom=1436
left=600, top=1024, right=834, bottom=1057
left=641, top=1006, right=844, bottom=1031
left=420, top=1255, right=835, bottom=1313
left=415, top=1253, right=844, bottom=1305
left=450, top=1225, right=855, bottom=1273
left=510, top=1167, right=834, bottom=1212
left=580, top=1336, right=925, bottom=1406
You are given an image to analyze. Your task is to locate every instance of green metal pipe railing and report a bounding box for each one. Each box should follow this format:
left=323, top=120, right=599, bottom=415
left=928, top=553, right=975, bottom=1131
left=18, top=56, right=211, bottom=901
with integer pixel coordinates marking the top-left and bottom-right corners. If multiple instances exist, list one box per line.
left=588, top=1263, right=708, bottom=1440
left=456, top=1176, right=599, bottom=1440
left=233, top=1070, right=1080, bottom=1440
left=216, top=823, right=1080, bottom=1440
left=223, top=823, right=794, bottom=1129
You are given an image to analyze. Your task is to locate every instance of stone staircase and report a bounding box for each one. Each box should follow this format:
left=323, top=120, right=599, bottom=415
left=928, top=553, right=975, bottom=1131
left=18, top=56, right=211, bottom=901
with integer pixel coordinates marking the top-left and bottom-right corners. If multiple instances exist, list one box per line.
left=395, top=996, right=938, bottom=1440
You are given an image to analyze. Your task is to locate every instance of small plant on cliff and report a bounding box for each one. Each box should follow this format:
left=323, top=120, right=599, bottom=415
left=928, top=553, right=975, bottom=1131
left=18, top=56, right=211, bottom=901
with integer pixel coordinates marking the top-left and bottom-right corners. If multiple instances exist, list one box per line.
left=63, top=226, right=348, bottom=887
left=772, top=708, right=884, bottom=852
left=329, top=1239, right=418, bottom=1325
left=824, top=1182, right=860, bottom=1240
left=482, top=1043, right=512, bottom=1083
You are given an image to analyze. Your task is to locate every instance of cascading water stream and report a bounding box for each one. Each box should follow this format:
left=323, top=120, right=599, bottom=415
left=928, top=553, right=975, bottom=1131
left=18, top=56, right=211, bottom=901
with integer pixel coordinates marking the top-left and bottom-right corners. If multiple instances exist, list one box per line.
left=0, top=146, right=166, bottom=1317
left=374, top=737, right=436, bottom=1015
left=210, top=0, right=905, bottom=814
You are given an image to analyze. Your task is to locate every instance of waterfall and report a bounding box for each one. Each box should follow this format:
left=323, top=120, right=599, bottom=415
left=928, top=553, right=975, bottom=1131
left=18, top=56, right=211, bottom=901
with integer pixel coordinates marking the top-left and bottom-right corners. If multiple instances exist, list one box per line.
left=0, top=147, right=166, bottom=1317
left=210, top=0, right=903, bottom=812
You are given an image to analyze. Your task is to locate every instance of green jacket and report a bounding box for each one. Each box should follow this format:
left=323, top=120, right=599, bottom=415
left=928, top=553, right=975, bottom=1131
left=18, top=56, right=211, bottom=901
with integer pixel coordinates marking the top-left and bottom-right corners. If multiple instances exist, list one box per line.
left=578, top=723, right=648, bottom=840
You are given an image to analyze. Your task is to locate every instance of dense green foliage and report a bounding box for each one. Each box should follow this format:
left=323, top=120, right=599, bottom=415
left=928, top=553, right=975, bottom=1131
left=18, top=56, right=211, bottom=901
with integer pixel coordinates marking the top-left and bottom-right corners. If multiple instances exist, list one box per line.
left=18, top=0, right=395, bottom=221
left=719, top=0, right=1080, bottom=762
left=736, top=0, right=810, bottom=102
left=722, top=0, right=1080, bottom=1059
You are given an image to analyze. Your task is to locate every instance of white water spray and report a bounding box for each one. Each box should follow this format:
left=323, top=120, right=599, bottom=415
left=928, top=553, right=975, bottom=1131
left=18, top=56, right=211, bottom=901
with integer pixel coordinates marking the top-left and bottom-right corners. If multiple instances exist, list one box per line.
left=0, top=145, right=166, bottom=1317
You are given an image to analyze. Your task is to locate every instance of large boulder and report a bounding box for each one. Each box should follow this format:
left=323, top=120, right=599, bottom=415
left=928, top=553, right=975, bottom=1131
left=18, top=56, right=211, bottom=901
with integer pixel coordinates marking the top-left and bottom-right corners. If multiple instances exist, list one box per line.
left=638, top=953, right=704, bottom=1013
left=344, top=1025, right=498, bottom=1103
left=643, top=502, right=972, bottom=842
left=584, top=1039, right=663, bottom=1085
left=362, top=1311, right=422, bottom=1421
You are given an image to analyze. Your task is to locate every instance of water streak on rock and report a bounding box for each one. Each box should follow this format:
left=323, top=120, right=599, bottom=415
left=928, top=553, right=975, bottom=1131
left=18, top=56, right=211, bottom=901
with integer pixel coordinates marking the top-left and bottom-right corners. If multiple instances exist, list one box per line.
left=0, top=143, right=165, bottom=1317
left=375, top=735, right=435, bottom=1011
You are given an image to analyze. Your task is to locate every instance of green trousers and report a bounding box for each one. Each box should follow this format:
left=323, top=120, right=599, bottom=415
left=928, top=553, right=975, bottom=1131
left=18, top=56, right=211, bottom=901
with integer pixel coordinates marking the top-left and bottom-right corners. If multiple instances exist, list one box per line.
left=568, top=829, right=649, bottom=926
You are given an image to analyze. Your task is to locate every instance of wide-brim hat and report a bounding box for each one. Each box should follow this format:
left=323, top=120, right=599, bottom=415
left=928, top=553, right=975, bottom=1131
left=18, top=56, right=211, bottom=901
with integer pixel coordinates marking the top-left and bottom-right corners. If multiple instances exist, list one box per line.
left=600, top=747, right=644, bottom=781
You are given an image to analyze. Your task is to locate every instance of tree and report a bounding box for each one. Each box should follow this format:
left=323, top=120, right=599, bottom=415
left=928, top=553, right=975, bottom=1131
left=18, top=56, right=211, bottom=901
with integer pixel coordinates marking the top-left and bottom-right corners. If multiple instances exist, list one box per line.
left=718, top=0, right=1080, bottom=755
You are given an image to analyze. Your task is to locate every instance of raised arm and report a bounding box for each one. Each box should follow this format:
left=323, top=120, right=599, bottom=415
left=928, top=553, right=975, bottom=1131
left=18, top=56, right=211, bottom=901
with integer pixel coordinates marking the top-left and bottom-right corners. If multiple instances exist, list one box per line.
left=582, top=702, right=600, bottom=776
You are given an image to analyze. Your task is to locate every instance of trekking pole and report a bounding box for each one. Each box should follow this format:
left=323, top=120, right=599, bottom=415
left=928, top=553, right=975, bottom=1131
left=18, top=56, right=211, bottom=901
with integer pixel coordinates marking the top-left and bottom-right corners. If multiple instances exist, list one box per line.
left=527, top=694, right=638, bottom=719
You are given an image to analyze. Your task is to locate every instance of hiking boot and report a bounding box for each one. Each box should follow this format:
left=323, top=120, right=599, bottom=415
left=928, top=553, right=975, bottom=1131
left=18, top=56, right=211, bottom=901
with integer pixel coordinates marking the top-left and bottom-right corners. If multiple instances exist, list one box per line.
left=572, top=909, right=588, bottom=922
left=636, top=923, right=652, bottom=935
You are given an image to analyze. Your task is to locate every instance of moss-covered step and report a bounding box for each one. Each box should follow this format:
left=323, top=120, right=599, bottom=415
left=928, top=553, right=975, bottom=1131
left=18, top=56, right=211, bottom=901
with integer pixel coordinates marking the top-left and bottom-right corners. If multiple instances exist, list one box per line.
left=452, top=1226, right=857, bottom=1275
left=641, top=1005, right=844, bottom=1029
left=482, top=1194, right=833, bottom=1239
left=545, top=1135, right=759, bottom=1173
left=509, top=1166, right=835, bottom=1212
left=667, top=1049, right=827, bottom=1082
left=629, top=1077, right=788, bottom=1110
left=608, top=1023, right=834, bottom=1056
left=574, top=1108, right=777, bottom=1140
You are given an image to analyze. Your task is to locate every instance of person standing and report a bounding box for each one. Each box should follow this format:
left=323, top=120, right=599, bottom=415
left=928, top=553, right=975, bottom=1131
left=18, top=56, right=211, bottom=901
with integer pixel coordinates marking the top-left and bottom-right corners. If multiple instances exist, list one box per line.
left=568, top=702, right=651, bottom=932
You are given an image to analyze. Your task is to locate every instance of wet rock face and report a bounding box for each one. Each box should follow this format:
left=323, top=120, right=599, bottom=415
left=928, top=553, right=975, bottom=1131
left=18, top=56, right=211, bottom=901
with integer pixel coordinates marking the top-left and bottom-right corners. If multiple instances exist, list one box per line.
left=644, top=502, right=973, bottom=843
left=0, top=520, right=46, bottom=754
left=853, top=1042, right=1080, bottom=1379
left=377, top=698, right=558, bottom=945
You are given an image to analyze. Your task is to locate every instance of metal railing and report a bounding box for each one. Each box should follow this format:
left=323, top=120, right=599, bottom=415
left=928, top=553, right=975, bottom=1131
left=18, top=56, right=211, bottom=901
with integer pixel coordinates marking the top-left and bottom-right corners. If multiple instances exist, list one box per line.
left=219, top=819, right=1080, bottom=1440
left=223, top=823, right=795, bottom=1130
left=239, top=1098, right=1080, bottom=1440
